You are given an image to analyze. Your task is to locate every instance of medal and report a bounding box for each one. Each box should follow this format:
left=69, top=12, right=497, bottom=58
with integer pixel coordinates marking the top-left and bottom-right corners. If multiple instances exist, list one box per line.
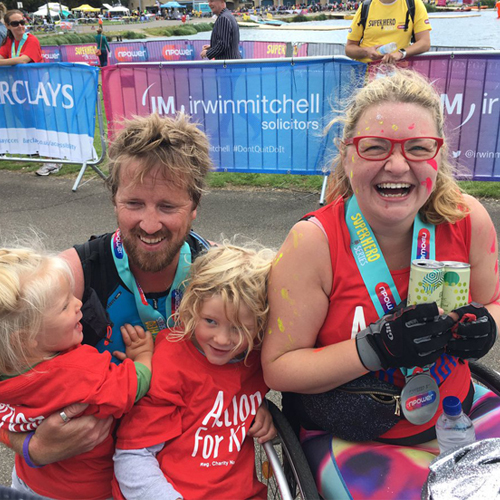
left=401, top=372, right=440, bottom=425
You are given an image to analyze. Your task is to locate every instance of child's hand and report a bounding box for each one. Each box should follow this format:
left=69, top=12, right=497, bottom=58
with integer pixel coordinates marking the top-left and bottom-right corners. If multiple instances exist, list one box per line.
left=248, top=403, right=276, bottom=444
left=113, top=324, right=154, bottom=367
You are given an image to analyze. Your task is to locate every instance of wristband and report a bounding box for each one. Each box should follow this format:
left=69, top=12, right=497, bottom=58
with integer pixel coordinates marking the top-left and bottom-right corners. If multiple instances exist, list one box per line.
left=0, top=428, right=12, bottom=449
left=23, top=432, right=43, bottom=468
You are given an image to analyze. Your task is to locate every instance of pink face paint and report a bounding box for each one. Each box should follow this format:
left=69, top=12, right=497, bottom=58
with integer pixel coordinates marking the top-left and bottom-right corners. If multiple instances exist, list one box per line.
left=490, top=226, right=498, bottom=253
left=495, top=260, right=498, bottom=275
left=421, top=177, right=433, bottom=195
left=408, top=123, right=415, bottom=130
left=427, top=159, right=438, bottom=171
left=380, top=129, right=384, bottom=133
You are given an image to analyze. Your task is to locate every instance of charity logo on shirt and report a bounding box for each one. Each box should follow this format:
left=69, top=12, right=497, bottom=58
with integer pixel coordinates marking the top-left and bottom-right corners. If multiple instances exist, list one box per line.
left=192, top=390, right=263, bottom=467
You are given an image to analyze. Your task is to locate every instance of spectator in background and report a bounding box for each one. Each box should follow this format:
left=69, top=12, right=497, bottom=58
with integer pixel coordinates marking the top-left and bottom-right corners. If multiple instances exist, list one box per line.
left=345, top=0, right=431, bottom=63
left=0, top=3, right=7, bottom=45
left=0, top=10, right=62, bottom=176
left=0, top=10, right=41, bottom=65
left=95, top=27, right=110, bottom=67
left=200, top=0, right=241, bottom=60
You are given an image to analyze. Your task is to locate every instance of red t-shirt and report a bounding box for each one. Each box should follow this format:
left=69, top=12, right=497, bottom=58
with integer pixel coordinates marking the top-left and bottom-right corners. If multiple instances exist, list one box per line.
left=0, top=33, right=42, bottom=62
left=0, top=345, right=138, bottom=499
left=114, top=334, right=268, bottom=500
left=308, top=197, right=472, bottom=440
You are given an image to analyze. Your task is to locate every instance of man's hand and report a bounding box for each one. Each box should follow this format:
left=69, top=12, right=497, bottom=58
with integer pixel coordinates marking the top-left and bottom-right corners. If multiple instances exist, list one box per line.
left=248, top=403, right=276, bottom=444
left=365, top=45, right=383, bottom=61
left=356, top=303, right=455, bottom=371
left=29, top=403, right=113, bottom=465
left=200, top=44, right=210, bottom=58
left=446, top=302, right=497, bottom=360
left=381, top=50, right=404, bottom=64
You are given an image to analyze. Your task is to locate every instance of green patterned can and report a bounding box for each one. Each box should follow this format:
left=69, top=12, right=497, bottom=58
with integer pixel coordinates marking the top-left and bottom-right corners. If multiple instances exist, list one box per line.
left=441, top=261, right=471, bottom=314
left=407, top=259, right=445, bottom=306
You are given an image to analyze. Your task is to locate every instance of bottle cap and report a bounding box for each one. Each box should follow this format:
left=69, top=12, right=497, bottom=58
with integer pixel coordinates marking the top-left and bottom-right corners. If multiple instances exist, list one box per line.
left=442, top=396, right=462, bottom=416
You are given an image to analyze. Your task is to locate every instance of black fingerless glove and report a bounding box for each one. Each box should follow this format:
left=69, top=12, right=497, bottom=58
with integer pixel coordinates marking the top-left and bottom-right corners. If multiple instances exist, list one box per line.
left=356, top=303, right=455, bottom=371
left=446, top=302, right=498, bottom=361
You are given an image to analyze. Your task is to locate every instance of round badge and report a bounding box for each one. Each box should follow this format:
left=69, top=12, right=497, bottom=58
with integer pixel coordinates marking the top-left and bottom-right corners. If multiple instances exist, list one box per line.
left=400, top=373, right=440, bottom=425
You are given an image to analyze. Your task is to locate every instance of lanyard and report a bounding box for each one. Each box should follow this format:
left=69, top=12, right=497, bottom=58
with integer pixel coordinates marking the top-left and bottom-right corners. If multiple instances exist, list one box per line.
left=11, top=33, right=28, bottom=59
left=111, top=229, right=191, bottom=335
left=345, top=195, right=435, bottom=319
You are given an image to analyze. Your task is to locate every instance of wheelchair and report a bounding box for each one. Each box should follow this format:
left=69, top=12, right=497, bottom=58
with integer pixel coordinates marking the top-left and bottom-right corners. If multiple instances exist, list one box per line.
left=257, top=361, right=500, bottom=500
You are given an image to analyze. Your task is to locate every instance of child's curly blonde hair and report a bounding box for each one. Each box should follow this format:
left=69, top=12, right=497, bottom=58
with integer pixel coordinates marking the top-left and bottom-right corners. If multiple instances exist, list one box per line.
left=170, top=243, right=275, bottom=361
left=0, top=247, right=73, bottom=375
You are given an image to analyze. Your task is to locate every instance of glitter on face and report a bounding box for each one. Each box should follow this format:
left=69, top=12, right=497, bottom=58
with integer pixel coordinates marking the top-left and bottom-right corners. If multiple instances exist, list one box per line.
left=408, top=123, right=415, bottom=130
left=392, top=124, right=398, bottom=131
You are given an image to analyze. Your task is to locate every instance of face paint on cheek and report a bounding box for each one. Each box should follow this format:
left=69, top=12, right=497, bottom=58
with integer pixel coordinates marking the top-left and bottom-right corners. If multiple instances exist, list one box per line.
left=490, top=226, right=498, bottom=254
left=277, top=317, right=285, bottom=333
left=427, top=159, right=438, bottom=171
left=408, top=123, right=415, bottom=130
left=421, top=177, right=433, bottom=195
left=392, top=124, right=398, bottom=131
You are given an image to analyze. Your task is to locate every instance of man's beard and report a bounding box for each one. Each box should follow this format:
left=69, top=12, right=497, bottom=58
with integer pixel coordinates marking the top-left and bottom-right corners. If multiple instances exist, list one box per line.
left=121, top=226, right=191, bottom=273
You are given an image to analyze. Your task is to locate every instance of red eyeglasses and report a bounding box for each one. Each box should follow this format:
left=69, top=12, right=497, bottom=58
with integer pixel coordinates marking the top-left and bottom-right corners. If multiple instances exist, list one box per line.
left=344, top=136, right=444, bottom=162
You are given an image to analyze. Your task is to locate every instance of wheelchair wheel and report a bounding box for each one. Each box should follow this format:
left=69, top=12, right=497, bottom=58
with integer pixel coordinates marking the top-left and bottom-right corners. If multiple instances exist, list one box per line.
left=256, top=400, right=320, bottom=500
left=469, top=361, right=500, bottom=398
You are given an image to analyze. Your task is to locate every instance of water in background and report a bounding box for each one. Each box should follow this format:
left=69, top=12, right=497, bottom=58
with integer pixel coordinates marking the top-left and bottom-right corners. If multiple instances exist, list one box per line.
left=181, top=10, right=500, bottom=49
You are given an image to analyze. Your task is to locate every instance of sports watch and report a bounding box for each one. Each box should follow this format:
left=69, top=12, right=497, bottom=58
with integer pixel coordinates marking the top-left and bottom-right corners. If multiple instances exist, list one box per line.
left=399, top=49, right=407, bottom=59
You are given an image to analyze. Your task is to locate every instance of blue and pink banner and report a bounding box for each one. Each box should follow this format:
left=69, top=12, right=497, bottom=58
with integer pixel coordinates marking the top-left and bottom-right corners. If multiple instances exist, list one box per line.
left=0, top=63, right=99, bottom=161
left=407, top=53, right=500, bottom=181
left=102, top=58, right=365, bottom=174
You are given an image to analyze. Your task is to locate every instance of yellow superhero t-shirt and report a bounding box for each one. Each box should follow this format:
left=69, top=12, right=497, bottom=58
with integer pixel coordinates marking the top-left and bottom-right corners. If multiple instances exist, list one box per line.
left=347, top=0, right=431, bottom=62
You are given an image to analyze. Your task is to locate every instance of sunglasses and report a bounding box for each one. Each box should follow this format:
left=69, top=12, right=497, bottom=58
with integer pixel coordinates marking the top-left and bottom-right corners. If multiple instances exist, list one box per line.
left=9, top=20, right=26, bottom=27
left=343, top=136, right=444, bottom=162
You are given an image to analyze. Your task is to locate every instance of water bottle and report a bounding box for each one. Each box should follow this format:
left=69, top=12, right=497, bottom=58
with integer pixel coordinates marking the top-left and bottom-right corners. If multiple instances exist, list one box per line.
left=378, top=42, right=398, bottom=55
left=436, top=396, right=476, bottom=454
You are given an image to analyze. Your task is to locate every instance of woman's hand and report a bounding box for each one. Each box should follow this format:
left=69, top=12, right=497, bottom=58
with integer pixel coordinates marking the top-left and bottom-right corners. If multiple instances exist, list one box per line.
left=356, top=303, right=455, bottom=370
left=446, top=303, right=497, bottom=360
left=248, top=403, right=276, bottom=444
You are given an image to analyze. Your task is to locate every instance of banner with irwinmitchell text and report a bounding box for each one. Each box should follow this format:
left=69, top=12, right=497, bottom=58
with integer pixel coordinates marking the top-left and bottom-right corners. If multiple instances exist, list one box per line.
left=0, top=63, right=99, bottom=161
left=102, top=58, right=365, bottom=174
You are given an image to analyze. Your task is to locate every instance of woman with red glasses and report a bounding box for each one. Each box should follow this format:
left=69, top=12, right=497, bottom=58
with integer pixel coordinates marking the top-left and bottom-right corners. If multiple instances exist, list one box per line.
left=262, top=69, right=500, bottom=499
left=0, top=9, right=41, bottom=65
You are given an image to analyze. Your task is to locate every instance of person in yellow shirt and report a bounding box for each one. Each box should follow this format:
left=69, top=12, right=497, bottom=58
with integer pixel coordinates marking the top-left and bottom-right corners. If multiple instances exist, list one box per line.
left=345, top=0, right=431, bottom=63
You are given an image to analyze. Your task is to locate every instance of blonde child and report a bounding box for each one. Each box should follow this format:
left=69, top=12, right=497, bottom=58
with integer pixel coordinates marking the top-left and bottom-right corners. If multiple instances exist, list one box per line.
left=0, top=247, right=154, bottom=499
left=113, top=244, right=277, bottom=500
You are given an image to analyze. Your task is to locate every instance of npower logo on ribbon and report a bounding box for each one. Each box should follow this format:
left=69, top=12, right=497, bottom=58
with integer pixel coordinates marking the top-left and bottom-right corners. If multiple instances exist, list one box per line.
left=375, top=282, right=397, bottom=314
left=162, top=44, right=194, bottom=61
left=416, top=228, right=430, bottom=260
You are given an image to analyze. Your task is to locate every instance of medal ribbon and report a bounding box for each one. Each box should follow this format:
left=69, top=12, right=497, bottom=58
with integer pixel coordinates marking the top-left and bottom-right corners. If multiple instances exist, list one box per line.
left=345, top=195, right=435, bottom=319
left=11, top=33, right=28, bottom=59
left=111, top=229, right=191, bottom=335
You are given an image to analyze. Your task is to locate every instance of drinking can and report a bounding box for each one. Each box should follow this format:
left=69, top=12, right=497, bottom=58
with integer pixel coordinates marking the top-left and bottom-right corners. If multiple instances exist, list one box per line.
left=441, top=261, right=471, bottom=313
left=407, top=259, right=445, bottom=306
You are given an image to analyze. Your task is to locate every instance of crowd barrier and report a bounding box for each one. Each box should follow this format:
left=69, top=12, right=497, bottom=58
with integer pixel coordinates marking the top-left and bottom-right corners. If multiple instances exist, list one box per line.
left=101, top=52, right=500, bottom=182
left=0, top=62, right=107, bottom=191
left=102, top=58, right=366, bottom=174
left=40, top=39, right=495, bottom=65
left=1, top=52, right=499, bottom=191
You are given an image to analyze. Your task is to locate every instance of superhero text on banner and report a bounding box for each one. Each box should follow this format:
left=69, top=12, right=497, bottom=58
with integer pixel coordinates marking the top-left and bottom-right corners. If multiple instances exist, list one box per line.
left=101, top=58, right=366, bottom=174
left=0, top=63, right=99, bottom=161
